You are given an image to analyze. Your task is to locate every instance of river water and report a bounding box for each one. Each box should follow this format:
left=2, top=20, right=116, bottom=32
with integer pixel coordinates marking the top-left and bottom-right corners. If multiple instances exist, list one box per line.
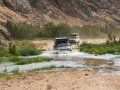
left=0, top=51, right=120, bottom=75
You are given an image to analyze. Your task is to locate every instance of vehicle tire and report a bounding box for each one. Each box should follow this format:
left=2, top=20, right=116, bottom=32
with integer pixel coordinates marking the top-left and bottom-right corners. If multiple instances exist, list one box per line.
left=75, top=42, right=78, bottom=45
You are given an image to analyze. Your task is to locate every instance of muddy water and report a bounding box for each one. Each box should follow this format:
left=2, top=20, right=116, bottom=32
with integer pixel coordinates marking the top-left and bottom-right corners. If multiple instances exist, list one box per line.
left=41, top=51, right=120, bottom=74
left=0, top=51, right=120, bottom=75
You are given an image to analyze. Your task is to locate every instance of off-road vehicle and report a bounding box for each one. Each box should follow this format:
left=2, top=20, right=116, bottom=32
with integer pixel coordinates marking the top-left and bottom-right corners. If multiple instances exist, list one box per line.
left=54, top=37, right=72, bottom=51
left=69, top=33, right=80, bottom=44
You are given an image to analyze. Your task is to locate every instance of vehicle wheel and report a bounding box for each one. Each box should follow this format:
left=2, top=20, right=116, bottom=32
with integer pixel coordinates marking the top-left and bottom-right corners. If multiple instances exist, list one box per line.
left=75, top=42, right=78, bottom=45
left=77, top=42, right=80, bottom=45
left=68, top=49, right=72, bottom=51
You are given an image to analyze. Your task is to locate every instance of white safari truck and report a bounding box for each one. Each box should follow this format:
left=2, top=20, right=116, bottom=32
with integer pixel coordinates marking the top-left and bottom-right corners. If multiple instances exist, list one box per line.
left=69, top=33, right=80, bottom=44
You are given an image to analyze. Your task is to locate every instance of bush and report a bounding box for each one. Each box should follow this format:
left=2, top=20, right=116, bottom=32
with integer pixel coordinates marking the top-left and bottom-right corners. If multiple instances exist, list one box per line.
left=0, top=73, right=9, bottom=78
left=9, top=42, right=17, bottom=55
left=11, top=68, right=20, bottom=75
left=0, top=46, right=12, bottom=57
left=15, top=57, right=51, bottom=65
left=6, top=20, right=41, bottom=39
left=8, top=57, right=52, bottom=65
left=0, top=59, right=3, bottom=64
left=80, top=42, right=120, bottom=55
left=6, top=20, right=120, bottom=39
left=17, top=44, right=41, bottom=56
left=9, top=56, right=21, bottom=62
left=0, top=40, right=41, bottom=57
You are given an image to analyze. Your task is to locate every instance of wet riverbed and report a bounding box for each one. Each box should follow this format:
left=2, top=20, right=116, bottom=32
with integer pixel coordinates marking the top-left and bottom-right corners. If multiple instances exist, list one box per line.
left=0, top=51, right=120, bottom=75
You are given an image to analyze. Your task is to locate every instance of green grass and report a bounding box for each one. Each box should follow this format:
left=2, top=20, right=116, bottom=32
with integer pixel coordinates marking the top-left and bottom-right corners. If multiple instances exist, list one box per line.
left=0, top=65, right=71, bottom=78
left=0, top=46, right=12, bottom=57
left=0, top=71, right=22, bottom=78
left=17, top=44, right=41, bottom=56
left=9, top=56, right=21, bottom=62
left=29, top=65, right=57, bottom=71
left=40, top=65, right=58, bottom=70
left=0, top=59, right=3, bottom=64
left=0, top=73, right=9, bottom=78
left=0, top=41, right=41, bottom=57
left=80, top=42, right=120, bottom=55
left=40, top=65, right=70, bottom=70
left=8, top=57, right=52, bottom=65
left=11, top=68, right=22, bottom=75
left=29, top=65, right=71, bottom=72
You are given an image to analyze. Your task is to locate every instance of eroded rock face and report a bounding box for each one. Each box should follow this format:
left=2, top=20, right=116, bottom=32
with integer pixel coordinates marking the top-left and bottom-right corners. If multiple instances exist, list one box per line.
left=49, top=0, right=120, bottom=21
left=0, top=25, right=10, bottom=46
left=2, top=0, right=120, bottom=27
left=3, top=0, right=32, bottom=13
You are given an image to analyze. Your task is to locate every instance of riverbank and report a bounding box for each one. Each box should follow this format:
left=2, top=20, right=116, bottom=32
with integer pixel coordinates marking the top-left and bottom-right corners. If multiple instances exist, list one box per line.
left=0, top=69, right=120, bottom=90
left=80, top=37, right=120, bottom=55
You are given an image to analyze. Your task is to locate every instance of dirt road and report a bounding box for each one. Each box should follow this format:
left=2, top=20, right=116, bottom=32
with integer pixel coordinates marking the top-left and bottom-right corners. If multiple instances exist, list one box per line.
left=0, top=70, right=120, bottom=90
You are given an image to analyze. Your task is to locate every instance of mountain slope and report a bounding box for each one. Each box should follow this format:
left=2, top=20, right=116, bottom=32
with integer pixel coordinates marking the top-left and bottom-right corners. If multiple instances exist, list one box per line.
left=0, top=0, right=120, bottom=27
left=0, top=24, right=10, bottom=45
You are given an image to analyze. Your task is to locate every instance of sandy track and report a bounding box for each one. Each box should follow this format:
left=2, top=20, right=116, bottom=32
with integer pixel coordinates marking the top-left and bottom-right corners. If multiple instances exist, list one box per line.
left=0, top=70, right=120, bottom=90
left=32, top=39, right=54, bottom=51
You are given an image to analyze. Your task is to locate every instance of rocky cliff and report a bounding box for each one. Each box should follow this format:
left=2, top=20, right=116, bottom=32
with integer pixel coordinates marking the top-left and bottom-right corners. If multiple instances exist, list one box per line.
left=0, top=24, right=10, bottom=46
left=0, top=0, right=120, bottom=27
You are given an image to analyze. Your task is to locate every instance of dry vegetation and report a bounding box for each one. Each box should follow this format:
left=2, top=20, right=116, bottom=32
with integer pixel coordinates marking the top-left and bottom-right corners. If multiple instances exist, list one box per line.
left=6, top=21, right=120, bottom=39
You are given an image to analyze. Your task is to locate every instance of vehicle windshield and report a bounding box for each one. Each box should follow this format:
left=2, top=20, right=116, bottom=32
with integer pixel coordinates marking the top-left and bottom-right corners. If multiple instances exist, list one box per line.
left=70, top=35, right=79, bottom=39
left=55, top=41, right=69, bottom=47
left=70, top=36, right=76, bottom=38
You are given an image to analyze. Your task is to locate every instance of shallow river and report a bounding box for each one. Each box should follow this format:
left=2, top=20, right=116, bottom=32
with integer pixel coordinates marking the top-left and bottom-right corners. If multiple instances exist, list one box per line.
left=0, top=51, right=120, bottom=75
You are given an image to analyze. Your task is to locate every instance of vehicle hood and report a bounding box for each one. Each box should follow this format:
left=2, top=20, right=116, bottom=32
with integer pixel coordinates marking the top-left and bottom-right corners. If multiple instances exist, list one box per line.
left=56, top=46, right=71, bottom=50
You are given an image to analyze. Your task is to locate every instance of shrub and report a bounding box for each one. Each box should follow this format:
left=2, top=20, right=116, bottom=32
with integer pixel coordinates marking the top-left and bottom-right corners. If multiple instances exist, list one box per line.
left=6, top=20, right=120, bottom=39
left=0, top=59, right=3, bottom=64
left=18, top=44, right=41, bottom=56
left=15, top=57, right=51, bottom=65
left=9, top=56, right=21, bottom=62
left=6, top=20, right=41, bottom=39
left=9, top=42, right=17, bottom=55
left=0, top=46, right=11, bottom=57
left=0, top=73, right=9, bottom=78
left=11, top=68, right=20, bottom=75
left=0, top=41, right=41, bottom=57
left=80, top=42, right=120, bottom=55
left=8, top=57, right=52, bottom=65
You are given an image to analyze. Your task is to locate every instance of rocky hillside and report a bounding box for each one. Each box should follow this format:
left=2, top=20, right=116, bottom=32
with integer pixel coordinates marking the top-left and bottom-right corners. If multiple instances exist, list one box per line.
left=0, top=0, right=120, bottom=27
left=0, top=25, right=10, bottom=46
